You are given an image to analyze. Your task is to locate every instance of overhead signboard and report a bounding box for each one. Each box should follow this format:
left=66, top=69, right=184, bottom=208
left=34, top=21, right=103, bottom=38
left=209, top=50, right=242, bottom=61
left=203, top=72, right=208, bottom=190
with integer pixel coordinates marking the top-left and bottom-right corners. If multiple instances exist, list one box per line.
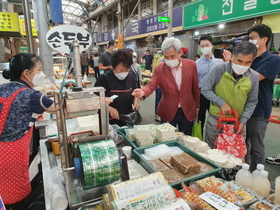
left=183, top=0, right=280, bottom=30
left=46, top=25, right=92, bottom=53
left=7, top=0, right=22, bottom=3
left=96, top=6, right=182, bottom=44
left=19, top=19, right=38, bottom=36
left=0, top=12, right=20, bottom=32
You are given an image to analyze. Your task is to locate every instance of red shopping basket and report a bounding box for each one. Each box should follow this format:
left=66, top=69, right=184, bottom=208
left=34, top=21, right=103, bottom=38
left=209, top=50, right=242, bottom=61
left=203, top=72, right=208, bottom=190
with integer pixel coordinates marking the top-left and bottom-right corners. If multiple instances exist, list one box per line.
left=214, top=109, right=246, bottom=158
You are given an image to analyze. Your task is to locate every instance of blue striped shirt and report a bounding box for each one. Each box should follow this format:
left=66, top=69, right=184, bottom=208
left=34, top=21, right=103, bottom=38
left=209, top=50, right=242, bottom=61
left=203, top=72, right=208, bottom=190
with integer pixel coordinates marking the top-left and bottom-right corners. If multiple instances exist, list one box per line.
left=196, top=55, right=223, bottom=88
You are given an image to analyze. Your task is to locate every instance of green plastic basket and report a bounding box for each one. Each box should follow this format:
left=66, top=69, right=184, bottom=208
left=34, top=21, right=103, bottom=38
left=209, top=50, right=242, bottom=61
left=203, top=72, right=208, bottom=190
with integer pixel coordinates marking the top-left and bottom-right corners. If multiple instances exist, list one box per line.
left=133, top=141, right=222, bottom=190
left=117, top=128, right=178, bottom=149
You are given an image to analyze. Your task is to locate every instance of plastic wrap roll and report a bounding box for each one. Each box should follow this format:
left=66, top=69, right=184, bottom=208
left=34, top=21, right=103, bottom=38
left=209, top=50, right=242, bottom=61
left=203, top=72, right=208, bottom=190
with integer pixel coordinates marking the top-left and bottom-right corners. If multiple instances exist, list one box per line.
left=78, top=139, right=120, bottom=189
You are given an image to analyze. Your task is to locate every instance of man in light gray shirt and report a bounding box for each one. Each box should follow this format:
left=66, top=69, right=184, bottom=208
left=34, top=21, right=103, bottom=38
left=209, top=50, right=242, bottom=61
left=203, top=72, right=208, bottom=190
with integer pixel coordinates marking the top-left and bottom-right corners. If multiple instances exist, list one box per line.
left=201, top=41, right=259, bottom=149
left=196, top=35, right=223, bottom=137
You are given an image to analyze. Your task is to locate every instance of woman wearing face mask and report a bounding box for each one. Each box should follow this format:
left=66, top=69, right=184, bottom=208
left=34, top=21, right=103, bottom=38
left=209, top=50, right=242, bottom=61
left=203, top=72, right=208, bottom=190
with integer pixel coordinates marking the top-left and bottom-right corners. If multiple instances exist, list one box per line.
left=94, top=49, right=140, bottom=126
left=0, top=53, right=55, bottom=209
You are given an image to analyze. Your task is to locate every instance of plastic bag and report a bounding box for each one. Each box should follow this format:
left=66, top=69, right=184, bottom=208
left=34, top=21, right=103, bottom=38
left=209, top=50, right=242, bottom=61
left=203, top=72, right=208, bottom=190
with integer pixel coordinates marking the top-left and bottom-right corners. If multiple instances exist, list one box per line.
left=217, top=165, right=242, bottom=181
left=192, top=119, right=203, bottom=140
left=119, top=111, right=142, bottom=127
left=215, top=124, right=247, bottom=158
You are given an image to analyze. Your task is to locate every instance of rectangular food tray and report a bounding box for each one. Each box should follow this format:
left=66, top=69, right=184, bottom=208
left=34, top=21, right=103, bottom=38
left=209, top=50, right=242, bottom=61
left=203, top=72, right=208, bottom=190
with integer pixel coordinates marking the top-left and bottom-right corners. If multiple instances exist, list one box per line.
left=133, top=141, right=222, bottom=190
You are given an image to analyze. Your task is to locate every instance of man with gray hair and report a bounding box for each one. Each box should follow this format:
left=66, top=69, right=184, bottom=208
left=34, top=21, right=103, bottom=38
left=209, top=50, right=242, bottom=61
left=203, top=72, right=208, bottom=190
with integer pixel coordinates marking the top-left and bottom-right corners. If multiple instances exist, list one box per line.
left=132, top=37, right=200, bottom=135
left=201, top=41, right=259, bottom=148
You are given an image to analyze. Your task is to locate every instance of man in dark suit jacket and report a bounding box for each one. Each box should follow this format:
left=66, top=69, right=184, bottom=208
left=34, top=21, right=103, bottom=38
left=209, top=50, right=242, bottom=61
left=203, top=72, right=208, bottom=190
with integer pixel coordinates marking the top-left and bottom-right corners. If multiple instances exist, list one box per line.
left=132, top=37, right=200, bottom=135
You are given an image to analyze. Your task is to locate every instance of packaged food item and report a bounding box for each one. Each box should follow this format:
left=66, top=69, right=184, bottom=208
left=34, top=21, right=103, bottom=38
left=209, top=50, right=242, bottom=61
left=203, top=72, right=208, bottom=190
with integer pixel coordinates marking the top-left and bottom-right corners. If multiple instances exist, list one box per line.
left=161, top=169, right=197, bottom=184
left=136, top=138, right=154, bottom=147
left=182, top=136, right=200, bottom=150
left=249, top=200, right=277, bottom=210
left=220, top=181, right=257, bottom=205
left=194, top=141, right=209, bottom=153
left=145, top=144, right=173, bottom=160
left=171, top=152, right=201, bottom=174
left=135, top=124, right=157, bottom=140
left=156, top=123, right=176, bottom=140
left=183, top=192, right=216, bottom=210
left=170, top=146, right=185, bottom=156
left=196, top=162, right=215, bottom=173
left=235, top=163, right=252, bottom=190
left=108, top=172, right=167, bottom=201
left=111, top=185, right=176, bottom=210
left=125, top=128, right=136, bottom=142
left=150, top=198, right=191, bottom=210
left=196, top=176, right=224, bottom=190
left=149, top=159, right=171, bottom=172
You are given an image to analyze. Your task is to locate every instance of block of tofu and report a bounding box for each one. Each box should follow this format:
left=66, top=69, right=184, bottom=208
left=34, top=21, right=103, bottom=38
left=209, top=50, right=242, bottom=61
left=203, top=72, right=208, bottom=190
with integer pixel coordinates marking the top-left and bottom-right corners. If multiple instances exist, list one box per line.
left=136, top=138, right=154, bottom=147
left=159, top=157, right=173, bottom=169
left=125, top=128, right=136, bottom=142
left=156, top=123, right=176, bottom=140
left=134, top=126, right=151, bottom=140
left=171, top=152, right=201, bottom=174
left=160, top=169, right=197, bottom=184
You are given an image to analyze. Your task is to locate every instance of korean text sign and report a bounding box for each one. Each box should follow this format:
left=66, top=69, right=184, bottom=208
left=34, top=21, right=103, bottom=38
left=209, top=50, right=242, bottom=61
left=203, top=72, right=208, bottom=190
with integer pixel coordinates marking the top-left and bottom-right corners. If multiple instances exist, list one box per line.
left=183, top=0, right=280, bottom=30
left=46, top=25, right=92, bottom=53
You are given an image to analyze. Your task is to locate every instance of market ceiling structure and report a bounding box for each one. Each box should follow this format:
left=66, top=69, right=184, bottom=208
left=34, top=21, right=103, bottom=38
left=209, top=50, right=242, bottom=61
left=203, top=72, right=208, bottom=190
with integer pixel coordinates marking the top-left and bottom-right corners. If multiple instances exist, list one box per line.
left=61, top=0, right=105, bottom=25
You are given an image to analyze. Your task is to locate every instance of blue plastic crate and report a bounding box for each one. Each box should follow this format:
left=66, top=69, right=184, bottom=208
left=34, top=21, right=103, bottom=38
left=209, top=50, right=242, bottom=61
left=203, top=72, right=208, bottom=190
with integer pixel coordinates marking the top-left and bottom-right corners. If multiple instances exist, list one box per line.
left=133, top=141, right=222, bottom=190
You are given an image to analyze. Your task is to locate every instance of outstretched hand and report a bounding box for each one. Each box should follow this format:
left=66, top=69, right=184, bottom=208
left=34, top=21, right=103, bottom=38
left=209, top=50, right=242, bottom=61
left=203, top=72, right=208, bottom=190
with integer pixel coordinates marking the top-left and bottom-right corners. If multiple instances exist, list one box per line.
left=132, top=89, right=145, bottom=99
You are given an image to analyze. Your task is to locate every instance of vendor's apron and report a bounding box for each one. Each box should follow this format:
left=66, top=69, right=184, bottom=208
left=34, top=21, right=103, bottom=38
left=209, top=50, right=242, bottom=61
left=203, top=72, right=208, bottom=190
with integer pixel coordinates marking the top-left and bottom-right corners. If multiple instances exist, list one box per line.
left=0, top=87, right=33, bottom=204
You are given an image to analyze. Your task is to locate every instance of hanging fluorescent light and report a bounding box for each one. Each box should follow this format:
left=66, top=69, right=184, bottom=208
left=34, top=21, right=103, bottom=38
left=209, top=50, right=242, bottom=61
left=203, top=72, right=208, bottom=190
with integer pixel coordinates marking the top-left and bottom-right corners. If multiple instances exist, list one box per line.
left=218, top=23, right=225, bottom=29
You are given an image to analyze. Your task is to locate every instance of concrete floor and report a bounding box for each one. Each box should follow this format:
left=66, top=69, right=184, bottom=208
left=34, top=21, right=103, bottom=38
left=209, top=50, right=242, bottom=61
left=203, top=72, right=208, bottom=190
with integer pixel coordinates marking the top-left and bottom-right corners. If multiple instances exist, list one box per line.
left=89, top=76, right=280, bottom=182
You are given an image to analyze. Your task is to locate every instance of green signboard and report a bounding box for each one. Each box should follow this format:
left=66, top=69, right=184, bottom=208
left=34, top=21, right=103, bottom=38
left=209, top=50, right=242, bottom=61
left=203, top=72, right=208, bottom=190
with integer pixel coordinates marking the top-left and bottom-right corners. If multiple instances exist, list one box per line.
left=183, top=0, right=280, bottom=30
left=158, top=16, right=170, bottom=23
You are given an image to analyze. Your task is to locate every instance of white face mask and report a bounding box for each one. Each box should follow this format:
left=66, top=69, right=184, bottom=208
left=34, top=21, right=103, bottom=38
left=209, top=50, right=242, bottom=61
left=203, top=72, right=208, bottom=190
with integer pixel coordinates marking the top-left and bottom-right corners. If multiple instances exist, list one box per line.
left=249, top=39, right=259, bottom=48
left=133, top=58, right=137, bottom=62
left=115, top=72, right=128, bottom=80
left=200, top=47, right=213, bottom=55
left=232, top=62, right=249, bottom=75
left=165, top=59, right=179, bottom=69
left=30, top=71, right=46, bottom=86
left=113, top=48, right=118, bottom=51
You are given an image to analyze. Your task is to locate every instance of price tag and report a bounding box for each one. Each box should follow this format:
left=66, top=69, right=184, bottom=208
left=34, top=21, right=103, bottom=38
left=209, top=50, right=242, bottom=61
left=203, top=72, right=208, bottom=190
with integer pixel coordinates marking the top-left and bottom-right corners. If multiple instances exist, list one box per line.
left=199, top=192, right=239, bottom=210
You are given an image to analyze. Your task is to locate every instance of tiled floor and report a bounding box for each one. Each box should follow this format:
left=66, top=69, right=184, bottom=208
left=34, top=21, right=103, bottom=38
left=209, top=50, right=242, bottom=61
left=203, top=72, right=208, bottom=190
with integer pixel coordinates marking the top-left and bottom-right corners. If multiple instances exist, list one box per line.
left=89, top=76, right=280, bottom=182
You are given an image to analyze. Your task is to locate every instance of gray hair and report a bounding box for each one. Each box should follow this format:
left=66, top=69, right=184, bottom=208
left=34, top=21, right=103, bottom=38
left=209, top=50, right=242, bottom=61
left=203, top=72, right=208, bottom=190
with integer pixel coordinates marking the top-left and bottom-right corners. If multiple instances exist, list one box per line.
left=232, top=41, right=257, bottom=58
left=161, top=37, right=182, bottom=53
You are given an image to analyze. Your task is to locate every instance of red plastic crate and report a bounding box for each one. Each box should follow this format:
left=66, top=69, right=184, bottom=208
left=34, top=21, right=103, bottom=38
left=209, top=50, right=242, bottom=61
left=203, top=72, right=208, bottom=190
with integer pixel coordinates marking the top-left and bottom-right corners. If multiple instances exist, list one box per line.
left=269, top=115, right=280, bottom=124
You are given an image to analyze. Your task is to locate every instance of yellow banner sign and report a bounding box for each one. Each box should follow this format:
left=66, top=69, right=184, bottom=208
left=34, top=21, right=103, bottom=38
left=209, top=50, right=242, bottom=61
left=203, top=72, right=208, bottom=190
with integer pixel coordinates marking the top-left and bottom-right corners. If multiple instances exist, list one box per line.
left=0, top=12, right=20, bottom=32
left=19, top=19, right=38, bottom=36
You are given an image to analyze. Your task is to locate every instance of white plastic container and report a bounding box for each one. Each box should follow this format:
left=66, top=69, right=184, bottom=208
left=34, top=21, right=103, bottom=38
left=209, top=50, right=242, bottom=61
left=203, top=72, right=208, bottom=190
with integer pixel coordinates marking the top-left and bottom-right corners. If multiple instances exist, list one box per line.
left=251, top=170, right=271, bottom=198
left=274, top=176, right=280, bottom=205
left=235, top=163, right=252, bottom=189
left=83, top=73, right=88, bottom=82
left=252, top=164, right=265, bottom=179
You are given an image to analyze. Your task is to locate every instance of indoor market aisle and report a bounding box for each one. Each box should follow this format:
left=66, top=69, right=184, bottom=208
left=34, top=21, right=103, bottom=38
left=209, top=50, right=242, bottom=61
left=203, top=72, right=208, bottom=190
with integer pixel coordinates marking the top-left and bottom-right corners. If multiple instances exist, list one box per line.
left=90, top=76, right=280, bottom=182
